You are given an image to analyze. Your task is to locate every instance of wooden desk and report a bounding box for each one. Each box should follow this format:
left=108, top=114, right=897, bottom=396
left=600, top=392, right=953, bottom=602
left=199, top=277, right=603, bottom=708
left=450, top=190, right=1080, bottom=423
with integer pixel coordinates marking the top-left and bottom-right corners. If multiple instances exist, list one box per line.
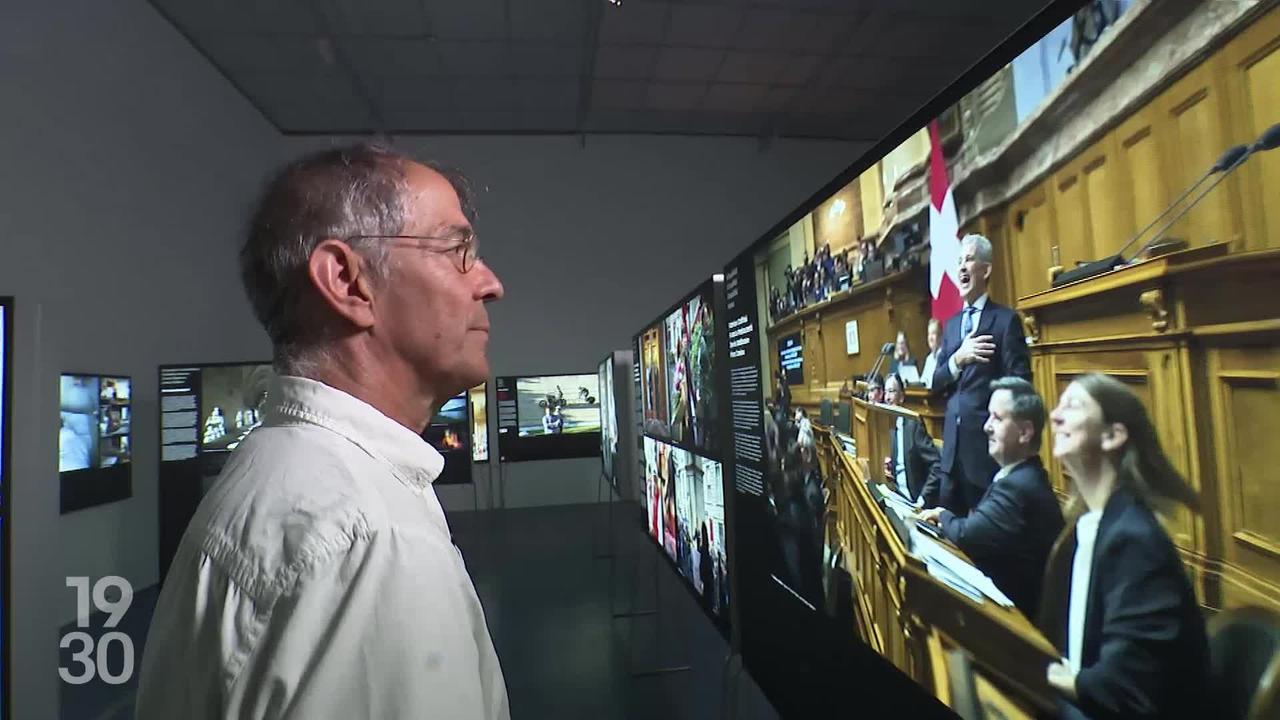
left=902, top=386, right=945, bottom=441
left=818, top=408, right=1060, bottom=715
left=1017, top=244, right=1280, bottom=616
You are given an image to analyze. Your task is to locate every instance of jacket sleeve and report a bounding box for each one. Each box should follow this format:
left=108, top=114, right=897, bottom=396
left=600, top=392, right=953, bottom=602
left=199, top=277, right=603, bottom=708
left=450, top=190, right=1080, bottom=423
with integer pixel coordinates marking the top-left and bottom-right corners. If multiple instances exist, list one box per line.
left=1000, top=309, right=1032, bottom=381
left=913, top=421, right=944, bottom=507
left=1073, top=528, right=1191, bottom=720
left=938, top=479, right=1025, bottom=561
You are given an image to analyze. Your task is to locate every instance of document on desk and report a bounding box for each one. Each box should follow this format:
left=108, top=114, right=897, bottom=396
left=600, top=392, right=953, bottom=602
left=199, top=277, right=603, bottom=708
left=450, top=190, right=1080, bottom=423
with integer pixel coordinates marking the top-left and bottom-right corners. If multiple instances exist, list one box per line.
left=912, top=533, right=1015, bottom=608
left=835, top=431, right=857, bottom=457
left=925, top=557, right=984, bottom=604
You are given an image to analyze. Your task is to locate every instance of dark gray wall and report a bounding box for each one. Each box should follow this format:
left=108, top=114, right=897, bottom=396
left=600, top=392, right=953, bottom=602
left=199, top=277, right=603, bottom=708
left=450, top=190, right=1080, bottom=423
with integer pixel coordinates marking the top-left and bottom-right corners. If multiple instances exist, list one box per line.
left=0, top=0, right=867, bottom=716
left=289, top=133, right=870, bottom=512
left=1, top=0, right=285, bottom=716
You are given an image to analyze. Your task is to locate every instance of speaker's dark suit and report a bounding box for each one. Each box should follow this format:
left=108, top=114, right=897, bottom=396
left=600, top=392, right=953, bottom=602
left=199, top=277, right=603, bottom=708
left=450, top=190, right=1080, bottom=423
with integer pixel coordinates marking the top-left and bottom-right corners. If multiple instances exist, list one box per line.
left=1038, top=489, right=1209, bottom=720
left=936, top=456, right=1063, bottom=619
left=931, top=298, right=1031, bottom=513
left=888, top=417, right=943, bottom=506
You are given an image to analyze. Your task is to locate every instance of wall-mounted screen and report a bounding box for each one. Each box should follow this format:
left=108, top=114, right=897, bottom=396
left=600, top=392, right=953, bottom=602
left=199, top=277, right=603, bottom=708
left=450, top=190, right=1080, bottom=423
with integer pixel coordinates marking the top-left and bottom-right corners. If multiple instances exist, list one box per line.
left=422, top=392, right=472, bottom=485
left=599, top=355, right=618, bottom=484
left=59, top=373, right=132, bottom=513
left=197, top=365, right=274, bottom=454
left=642, top=436, right=731, bottom=628
left=716, top=0, right=1206, bottom=715
left=636, top=281, right=721, bottom=459
left=469, top=383, right=488, bottom=463
left=777, top=333, right=803, bottom=386
left=157, top=362, right=275, bottom=581
left=633, top=277, right=733, bottom=640
left=495, top=374, right=601, bottom=462
left=1, top=297, right=12, bottom=719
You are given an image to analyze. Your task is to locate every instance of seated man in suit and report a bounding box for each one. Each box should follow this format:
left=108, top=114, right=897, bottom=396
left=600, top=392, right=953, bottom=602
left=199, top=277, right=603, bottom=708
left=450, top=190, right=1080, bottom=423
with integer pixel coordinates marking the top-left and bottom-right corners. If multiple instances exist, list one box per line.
left=919, top=377, right=1064, bottom=619
left=881, top=373, right=943, bottom=508
left=865, top=373, right=885, bottom=404
left=931, top=234, right=1032, bottom=515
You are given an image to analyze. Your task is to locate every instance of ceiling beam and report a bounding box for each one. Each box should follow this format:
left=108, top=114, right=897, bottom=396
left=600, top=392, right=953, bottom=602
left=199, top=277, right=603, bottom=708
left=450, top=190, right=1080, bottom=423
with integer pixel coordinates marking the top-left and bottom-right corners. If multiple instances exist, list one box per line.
left=575, top=0, right=606, bottom=140
left=308, top=0, right=387, bottom=135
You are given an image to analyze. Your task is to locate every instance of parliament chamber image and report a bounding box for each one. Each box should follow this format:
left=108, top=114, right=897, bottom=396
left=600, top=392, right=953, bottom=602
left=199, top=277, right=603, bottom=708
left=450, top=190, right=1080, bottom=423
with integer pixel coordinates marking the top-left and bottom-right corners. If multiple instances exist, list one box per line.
left=748, top=1, right=1280, bottom=717
left=4, top=0, right=1280, bottom=718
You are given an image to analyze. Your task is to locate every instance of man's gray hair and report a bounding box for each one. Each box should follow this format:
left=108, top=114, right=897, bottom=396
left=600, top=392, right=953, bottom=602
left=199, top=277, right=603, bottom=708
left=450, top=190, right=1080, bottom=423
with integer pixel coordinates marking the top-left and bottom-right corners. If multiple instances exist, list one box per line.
left=989, top=376, right=1045, bottom=450
left=239, top=144, right=475, bottom=376
left=960, top=233, right=994, bottom=264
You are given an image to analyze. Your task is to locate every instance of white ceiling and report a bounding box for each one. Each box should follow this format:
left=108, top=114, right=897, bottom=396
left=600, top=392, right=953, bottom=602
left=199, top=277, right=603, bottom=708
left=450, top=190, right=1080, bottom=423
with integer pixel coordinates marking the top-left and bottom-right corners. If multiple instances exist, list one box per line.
left=149, top=0, right=1056, bottom=139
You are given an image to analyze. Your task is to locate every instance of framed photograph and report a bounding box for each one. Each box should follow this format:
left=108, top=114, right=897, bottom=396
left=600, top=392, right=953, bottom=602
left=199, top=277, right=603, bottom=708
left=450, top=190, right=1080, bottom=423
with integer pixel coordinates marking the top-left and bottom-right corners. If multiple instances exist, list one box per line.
left=845, top=320, right=860, bottom=355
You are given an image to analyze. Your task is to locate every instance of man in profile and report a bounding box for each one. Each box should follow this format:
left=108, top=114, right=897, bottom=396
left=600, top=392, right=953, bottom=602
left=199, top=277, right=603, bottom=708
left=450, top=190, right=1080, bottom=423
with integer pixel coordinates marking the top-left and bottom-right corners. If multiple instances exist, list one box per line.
left=920, top=377, right=1063, bottom=618
left=881, top=373, right=943, bottom=507
left=137, top=145, right=509, bottom=719
left=931, top=234, right=1031, bottom=514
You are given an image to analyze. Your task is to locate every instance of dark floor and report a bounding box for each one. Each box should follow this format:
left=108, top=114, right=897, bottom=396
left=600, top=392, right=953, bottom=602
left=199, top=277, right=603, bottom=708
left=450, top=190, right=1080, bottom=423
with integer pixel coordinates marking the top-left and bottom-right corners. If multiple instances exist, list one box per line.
left=60, top=502, right=779, bottom=720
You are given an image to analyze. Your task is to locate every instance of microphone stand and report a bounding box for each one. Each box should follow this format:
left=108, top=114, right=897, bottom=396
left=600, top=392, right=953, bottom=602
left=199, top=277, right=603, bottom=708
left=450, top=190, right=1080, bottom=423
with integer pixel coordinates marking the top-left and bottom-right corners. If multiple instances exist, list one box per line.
left=1128, top=150, right=1253, bottom=262
left=865, top=343, right=894, bottom=392
left=1051, top=144, right=1250, bottom=288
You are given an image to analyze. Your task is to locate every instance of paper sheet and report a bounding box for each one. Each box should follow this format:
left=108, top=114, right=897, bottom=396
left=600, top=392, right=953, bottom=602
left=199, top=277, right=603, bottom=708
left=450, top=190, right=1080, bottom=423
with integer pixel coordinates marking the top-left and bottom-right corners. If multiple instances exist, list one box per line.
left=912, top=532, right=1015, bottom=608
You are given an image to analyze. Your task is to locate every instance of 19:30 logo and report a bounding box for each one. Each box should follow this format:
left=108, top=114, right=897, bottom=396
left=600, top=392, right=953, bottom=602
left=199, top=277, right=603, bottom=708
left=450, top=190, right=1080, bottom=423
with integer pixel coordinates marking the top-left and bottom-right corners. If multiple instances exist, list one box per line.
left=59, top=576, right=135, bottom=685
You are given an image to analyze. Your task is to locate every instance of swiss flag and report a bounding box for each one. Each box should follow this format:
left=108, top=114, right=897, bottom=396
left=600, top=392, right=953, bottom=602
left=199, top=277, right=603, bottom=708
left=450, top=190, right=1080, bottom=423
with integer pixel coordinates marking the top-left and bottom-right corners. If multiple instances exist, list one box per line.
left=927, top=121, right=963, bottom=322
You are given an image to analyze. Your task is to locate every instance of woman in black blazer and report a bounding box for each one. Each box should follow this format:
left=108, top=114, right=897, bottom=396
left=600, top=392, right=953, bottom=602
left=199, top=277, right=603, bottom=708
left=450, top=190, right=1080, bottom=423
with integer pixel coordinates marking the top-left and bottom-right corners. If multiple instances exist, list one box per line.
left=1039, top=373, right=1208, bottom=719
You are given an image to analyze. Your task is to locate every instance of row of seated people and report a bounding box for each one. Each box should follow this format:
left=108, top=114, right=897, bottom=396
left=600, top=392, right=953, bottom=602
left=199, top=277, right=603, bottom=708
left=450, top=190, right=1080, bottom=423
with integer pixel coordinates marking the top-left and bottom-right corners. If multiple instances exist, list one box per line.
left=767, top=238, right=909, bottom=325
left=836, top=321, right=944, bottom=399
left=872, top=370, right=1206, bottom=720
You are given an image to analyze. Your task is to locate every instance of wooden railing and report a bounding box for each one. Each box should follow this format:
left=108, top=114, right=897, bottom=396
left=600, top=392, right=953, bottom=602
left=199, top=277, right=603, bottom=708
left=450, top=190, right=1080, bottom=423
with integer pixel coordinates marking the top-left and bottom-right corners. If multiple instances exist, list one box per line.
left=816, top=409, right=1060, bottom=717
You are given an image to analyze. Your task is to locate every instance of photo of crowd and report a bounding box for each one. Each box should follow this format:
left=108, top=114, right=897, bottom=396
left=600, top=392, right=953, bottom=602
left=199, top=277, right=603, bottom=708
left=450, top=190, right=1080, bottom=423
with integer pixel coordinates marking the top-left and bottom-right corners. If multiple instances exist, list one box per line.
left=761, top=383, right=826, bottom=610
left=643, top=436, right=731, bottom=620
left=639, top=284, right=720, bottom=457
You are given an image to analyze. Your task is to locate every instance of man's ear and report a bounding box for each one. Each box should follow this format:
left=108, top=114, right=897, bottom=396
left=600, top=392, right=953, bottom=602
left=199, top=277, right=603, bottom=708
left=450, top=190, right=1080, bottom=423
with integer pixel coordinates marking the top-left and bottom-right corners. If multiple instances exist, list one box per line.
left=1018, top=420, right=1036, bottom=448
left=982, top=261, right=993, bottom=283
left=307, top=239, right=378, bottom=331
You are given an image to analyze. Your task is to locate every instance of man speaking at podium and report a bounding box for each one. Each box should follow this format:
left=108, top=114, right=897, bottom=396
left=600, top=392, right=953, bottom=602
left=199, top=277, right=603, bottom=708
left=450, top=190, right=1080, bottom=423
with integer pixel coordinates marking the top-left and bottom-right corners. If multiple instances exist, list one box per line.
left=931, top=234, right=1031, bottom=515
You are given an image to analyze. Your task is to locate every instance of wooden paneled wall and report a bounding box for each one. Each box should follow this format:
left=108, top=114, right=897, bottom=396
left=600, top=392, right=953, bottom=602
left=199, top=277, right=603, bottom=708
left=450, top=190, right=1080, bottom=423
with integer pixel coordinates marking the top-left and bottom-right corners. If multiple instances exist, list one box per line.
left=778, top=8, right=1280, bottom=623
left=766, top=267, right=933, bottom=406
left=980, top=7, right=1280, bottom=301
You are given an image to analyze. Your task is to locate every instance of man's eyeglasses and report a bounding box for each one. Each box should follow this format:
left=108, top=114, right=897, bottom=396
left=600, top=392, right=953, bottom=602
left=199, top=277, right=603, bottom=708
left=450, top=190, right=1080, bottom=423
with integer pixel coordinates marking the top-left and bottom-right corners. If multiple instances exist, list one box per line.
left=348, top=234, right=480, bottom=274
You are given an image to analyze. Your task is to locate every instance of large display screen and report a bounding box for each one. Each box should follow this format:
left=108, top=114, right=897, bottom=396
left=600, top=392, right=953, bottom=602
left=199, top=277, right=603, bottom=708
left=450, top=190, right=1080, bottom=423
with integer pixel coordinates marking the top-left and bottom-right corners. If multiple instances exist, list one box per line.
left=197, top=365, right=274, bottom=454
left=717, top=0, right=1191, bottom=715
left=1, top=297, right=11, bottom=719
left=157, top=362, right=275, bottom=581
left=494, top=374, right=601, bottom=462
left=634, top=278, right=733, bottom=637
left=469, top=383, right=489, bottom=463
left=599, top=355, right=617, bottom=484
left=643, top=436, right=730, bottom=625
left=637, top=282, right=720, bottom=458
left=59, top=373, right=132, bottom=513
left=421, top=392, right=472, bottom=485
left=777, top=333, right=803, bottom=386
